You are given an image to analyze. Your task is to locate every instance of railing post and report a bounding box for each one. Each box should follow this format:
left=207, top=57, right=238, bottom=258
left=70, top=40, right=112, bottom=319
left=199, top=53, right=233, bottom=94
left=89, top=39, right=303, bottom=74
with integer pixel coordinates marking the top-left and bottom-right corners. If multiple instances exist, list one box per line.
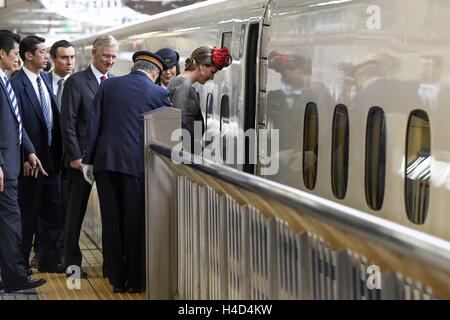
left=143, top=107, right=181, bottom=299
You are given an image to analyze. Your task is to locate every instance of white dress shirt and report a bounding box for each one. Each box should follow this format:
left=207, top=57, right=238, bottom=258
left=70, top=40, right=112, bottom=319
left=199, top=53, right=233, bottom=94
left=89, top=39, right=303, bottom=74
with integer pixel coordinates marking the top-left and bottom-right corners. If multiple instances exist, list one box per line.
left=23, top=66, right=53, bottom=127
left=0, top=68, right=9, bottom=84
left=51, top=71, right=71, bottom=96
left=90, top=64, right=108, bottom=84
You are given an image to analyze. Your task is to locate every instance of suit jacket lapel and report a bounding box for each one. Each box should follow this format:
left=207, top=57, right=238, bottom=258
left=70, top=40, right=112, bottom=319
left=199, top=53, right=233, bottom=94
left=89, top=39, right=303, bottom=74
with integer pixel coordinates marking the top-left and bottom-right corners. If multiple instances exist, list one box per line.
left=20, top=69, right=45, bottom=124
left=0, top=78, right=19, bottom=123
left=40, top=71, right=60, bottom=119
left=48, top=72, right=54, bottom=96
left=86, top=66, right=99, bottom=96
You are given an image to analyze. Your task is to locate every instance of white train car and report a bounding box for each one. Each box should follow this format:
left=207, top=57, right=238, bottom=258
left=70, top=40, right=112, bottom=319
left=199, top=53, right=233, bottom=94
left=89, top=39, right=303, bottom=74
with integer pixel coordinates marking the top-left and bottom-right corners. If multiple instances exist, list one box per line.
left=71, top=0, right=450, bottom=241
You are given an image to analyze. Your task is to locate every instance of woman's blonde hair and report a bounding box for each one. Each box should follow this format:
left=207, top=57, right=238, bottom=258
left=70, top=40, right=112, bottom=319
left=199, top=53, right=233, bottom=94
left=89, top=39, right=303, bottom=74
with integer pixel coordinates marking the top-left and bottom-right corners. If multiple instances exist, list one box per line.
left=185, top=46, right=212, bottom=71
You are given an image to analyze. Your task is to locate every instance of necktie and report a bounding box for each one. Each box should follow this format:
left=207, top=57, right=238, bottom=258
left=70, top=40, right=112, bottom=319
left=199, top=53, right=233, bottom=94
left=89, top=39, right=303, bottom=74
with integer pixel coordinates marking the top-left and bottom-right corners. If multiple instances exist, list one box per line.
left=3, top=76, right=23, bottom=144
left=100, top=75, right=107, bottom=82
left=56, top=78, right=64, bottom=110
left=36, top=76, right=52, bottom=146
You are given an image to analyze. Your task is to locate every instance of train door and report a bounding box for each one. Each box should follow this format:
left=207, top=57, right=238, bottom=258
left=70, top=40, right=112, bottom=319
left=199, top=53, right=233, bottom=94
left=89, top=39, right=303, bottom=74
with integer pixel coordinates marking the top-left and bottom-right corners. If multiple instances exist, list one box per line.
left=255, top=0, right=274, bottom=177
left=218, top=31, right=232, bottom=164
left=243, top=23, right=259, bottom=174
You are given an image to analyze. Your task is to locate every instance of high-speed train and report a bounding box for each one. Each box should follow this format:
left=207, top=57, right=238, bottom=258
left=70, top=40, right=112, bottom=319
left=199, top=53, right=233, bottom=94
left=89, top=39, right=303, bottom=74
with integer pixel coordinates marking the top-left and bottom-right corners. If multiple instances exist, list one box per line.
left=71, top=0, right=450, bottom=241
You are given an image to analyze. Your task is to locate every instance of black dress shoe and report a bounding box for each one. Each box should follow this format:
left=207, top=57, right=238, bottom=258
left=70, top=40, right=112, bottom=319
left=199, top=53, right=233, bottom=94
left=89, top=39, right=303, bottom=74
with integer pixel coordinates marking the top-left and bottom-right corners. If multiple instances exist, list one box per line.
left=81, top=269, right=88, bottom=279
left=3, top=278, right=47, bottom=293
left=112, top=286, right=125, bottom=293
left=24, top=266, right=33, bottom=276
left=126, top=287, right=144, bottom=293
left=38, top=264, right=66, bottom=274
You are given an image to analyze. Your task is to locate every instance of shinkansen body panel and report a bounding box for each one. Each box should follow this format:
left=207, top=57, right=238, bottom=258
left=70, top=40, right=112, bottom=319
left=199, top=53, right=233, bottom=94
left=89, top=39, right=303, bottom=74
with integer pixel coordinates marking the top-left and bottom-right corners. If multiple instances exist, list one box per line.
left=71, top=0, right=450, bottom=241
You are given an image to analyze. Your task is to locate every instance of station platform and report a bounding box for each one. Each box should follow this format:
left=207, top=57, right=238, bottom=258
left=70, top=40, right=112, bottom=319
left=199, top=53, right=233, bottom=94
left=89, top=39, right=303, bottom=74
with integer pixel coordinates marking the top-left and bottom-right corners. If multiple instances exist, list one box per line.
left=0, top=232, right=143, bottom=301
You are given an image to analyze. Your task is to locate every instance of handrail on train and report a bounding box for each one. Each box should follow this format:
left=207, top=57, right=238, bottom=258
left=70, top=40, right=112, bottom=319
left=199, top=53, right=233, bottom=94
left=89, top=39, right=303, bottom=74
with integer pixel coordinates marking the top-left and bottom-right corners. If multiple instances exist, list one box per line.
left=143, top=107, right=450, bottom=300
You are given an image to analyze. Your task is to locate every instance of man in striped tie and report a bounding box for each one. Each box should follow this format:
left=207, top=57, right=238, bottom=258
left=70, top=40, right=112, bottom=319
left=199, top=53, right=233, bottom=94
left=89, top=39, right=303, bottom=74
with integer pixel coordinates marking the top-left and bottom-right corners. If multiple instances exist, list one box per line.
left=10, top=35, right=64, bottom=275
left=0, top=30, right=47, bottom=293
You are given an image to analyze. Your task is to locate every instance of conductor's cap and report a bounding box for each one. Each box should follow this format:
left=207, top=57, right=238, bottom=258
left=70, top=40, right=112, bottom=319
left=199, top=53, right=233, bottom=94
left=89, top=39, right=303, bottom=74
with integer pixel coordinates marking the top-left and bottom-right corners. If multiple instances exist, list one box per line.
left=132, top=50, right=168, bottom=72
left=155, top=48, right=180, bottom=69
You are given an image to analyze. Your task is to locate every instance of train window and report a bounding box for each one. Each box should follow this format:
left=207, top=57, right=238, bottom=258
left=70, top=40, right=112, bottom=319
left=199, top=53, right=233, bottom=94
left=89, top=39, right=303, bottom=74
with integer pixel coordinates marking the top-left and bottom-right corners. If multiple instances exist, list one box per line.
left=220, top=95, right=230, bottom=161
left=239, top=24, right=246, bottom=58
left=206, top=93, right=214, bottom=128
left=405, top=110, right=431, bottom=225
left=221, top=32, right=232, bottom=50
left=331, top=104, right=349, bottom=200
left=220, top=95, right=230, bottom=131
left=303, top=102, right=319, bottom=190
left=365, top=107, right=386, bottom=211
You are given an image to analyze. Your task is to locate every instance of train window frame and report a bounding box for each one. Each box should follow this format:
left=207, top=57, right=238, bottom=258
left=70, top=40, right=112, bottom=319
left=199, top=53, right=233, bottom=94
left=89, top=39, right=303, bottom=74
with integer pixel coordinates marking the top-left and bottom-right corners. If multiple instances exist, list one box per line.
left=238, top=24, right=246, bottom=58
left=405, top=109, right=431, bottom=225
left=303, top=102, right=319, bottom=190
left=331, top=104, right=350, bottom=200
left=220, top=94, right=230, bottom=132
left=365, top=107, right=386, bottom=211
left=206, top=93, right=214, bottom=128
left=220, top=94, right=230, bottom=161
left=221, top=32, right=233, bottom=51
left=243, top=22, right=259, bottom=174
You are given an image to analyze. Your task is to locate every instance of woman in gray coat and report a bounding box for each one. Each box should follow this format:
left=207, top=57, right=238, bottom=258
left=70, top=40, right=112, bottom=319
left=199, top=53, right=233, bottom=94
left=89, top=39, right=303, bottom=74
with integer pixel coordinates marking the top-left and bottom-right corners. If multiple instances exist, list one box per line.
left=167, top=46, right=232, bottom=153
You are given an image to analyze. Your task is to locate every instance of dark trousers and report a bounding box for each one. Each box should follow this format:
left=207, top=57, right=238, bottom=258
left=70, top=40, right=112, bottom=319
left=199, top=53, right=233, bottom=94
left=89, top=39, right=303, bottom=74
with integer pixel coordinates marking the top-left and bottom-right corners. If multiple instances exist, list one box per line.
left=96, top=171, right=145, bottom=289
left=63, top=168, right=92, bottom=268
left=57, top=167, right=69, bottom=261
left=30, top=168, right=68, bottom=263
left=0, top=179, right=29, bottom=287
left=19, top=172, right=62, bottom=269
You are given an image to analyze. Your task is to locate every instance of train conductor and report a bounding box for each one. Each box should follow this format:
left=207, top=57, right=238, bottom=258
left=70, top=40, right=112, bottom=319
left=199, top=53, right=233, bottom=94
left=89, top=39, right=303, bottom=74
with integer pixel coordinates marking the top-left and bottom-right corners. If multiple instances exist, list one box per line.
left=83, top=51, right=171, bottom=293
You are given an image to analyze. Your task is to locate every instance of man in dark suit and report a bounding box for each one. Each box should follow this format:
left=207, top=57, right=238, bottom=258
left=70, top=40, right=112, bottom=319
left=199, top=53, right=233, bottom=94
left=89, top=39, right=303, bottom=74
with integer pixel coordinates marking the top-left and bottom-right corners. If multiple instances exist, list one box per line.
left=61, top=35, right=117, bottom=278
left=41, top=40, right=76, bottom=266
left=46, top=40, right=75, bottom=108
left=83, top=51, right=171, bottom=293
left=10, top=35, right=64, bottom=274
left=0, top=30, right=47, bottom=292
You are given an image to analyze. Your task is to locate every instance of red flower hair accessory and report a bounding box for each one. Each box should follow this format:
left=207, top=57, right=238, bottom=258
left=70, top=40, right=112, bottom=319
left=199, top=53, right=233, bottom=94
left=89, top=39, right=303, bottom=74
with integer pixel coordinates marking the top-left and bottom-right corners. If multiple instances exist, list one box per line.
left=212, top=47, right=233, bottom=70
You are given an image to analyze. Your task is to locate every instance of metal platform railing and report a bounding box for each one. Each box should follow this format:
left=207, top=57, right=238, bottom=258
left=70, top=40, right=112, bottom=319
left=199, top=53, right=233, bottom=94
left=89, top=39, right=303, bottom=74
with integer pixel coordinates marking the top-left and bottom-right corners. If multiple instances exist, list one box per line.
left=144, top=107, right=450, bottom=300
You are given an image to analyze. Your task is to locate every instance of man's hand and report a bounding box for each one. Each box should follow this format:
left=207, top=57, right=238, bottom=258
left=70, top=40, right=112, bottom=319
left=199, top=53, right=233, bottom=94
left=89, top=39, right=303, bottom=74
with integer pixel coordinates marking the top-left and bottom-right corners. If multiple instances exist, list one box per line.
left=70, top=159, right=83, bottom=171
left=23, top=161, right=32, bottom=176
left=0, top=166, right=4, bottom=192
left=27, top=153, right=48, bottom=178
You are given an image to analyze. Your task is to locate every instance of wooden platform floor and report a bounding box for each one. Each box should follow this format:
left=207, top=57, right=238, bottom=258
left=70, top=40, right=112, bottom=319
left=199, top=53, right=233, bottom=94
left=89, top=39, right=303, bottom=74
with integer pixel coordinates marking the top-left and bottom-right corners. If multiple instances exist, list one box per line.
left=1, top=232, right=144, bottom=300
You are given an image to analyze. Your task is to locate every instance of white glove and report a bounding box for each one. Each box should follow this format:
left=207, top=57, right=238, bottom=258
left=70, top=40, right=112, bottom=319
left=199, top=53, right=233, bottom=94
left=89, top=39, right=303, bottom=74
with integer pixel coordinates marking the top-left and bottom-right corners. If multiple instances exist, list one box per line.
left=82, top=164, right=94, bottom=185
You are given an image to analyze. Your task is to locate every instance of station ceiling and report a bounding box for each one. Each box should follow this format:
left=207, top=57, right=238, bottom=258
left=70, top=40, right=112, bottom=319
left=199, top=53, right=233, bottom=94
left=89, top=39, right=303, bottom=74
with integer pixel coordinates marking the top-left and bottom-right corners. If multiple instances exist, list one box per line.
left=0, top=0, right=203, bottom=44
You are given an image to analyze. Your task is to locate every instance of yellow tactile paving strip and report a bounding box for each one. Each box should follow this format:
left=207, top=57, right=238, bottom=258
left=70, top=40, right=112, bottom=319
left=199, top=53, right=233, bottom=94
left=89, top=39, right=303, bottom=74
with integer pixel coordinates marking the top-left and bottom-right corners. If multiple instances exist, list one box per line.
left=34, top=232, right=144, bottom=300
